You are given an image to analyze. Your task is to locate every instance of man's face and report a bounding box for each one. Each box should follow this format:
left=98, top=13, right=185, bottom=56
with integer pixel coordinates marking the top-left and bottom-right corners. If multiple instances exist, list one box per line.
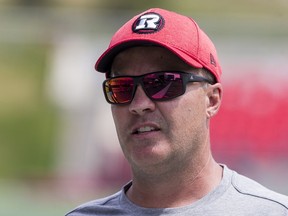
left=110, top=46, right=217, bottom=176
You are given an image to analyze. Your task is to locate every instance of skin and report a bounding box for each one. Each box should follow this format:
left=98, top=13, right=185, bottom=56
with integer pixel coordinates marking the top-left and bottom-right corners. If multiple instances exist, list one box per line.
left=110, top=46, right=223, bottom=208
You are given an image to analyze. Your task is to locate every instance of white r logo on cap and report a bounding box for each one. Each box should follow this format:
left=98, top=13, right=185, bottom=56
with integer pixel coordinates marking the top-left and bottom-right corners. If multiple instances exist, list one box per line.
left=132, top=13, right=164, bottom=33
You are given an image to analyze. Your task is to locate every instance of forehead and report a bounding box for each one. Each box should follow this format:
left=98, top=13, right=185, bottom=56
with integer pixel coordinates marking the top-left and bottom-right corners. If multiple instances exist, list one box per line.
left=110, top=46, right=194, bottom=76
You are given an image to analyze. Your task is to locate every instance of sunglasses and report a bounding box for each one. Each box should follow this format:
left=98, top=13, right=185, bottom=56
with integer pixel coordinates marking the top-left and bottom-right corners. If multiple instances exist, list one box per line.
left=103, top=71, right=213, bottom=105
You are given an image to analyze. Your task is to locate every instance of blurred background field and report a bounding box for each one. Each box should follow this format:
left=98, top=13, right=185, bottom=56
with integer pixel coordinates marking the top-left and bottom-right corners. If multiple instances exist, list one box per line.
left=0, top=0, right=288, bottom=215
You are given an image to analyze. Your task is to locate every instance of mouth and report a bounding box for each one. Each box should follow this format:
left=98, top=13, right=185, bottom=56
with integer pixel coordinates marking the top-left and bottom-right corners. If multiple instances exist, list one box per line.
left=132, top=126, right=160, bottom=135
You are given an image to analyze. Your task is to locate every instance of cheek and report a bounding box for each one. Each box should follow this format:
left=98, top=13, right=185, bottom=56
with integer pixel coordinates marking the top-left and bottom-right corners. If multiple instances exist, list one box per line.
left=111, top=106, right=118, bottom=124
left=168, top=94, right=207, bottom=135
left=111, top=106, right=126, bottom=135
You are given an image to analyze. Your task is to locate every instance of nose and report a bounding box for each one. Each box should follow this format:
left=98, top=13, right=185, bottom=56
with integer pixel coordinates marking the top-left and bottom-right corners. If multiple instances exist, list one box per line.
left=129, top=85, right=156, bottom=115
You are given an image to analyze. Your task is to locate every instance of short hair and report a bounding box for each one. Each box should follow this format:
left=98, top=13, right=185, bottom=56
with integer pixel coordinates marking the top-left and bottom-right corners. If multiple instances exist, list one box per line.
left=201, top=68, right=217, bottom=84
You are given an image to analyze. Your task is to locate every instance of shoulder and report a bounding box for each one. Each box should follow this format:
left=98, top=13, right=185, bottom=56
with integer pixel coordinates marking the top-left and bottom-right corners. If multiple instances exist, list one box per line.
left=65, top=191, right=122, bottom=216
left=231, top=169, right=288, bottom=210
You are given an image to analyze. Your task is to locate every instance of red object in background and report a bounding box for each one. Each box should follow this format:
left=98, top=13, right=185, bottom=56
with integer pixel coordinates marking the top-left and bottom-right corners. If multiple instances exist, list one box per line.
left=211, top=77, right=288, bottom=160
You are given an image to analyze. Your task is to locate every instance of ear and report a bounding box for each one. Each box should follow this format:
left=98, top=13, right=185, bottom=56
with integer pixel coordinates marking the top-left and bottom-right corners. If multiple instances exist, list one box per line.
left=206, top=83, right=222, bottom=119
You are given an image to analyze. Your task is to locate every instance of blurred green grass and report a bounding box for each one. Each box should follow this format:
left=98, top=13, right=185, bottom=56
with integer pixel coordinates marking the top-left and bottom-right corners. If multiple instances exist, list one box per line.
left=0, top=42, right=66, bottom=213
left=0, top=42, right=58, bottom=178
left=0, top=40, right=86, bottom=216
left=0, top=180, right=71, bottom=216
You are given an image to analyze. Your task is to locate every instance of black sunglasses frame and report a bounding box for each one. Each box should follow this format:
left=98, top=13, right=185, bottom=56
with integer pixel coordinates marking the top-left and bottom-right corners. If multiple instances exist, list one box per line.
left=102, top=71, right=213, bottom=105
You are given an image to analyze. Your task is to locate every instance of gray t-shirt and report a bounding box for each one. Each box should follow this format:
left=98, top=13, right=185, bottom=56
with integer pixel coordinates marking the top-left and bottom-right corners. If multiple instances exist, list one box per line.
left=66, top=165, right=288, bottom=215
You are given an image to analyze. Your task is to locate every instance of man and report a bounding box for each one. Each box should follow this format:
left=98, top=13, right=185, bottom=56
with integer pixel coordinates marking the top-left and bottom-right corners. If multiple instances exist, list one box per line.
left=66, top=8, right=288, bottom=215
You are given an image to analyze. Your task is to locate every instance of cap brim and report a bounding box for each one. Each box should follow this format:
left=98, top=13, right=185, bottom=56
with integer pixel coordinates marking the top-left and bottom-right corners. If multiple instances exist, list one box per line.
left=95, top=39, right=203, bottom=73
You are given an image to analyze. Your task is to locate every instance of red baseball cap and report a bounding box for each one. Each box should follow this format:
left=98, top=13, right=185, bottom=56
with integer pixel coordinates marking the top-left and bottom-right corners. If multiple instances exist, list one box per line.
left=95, top=8, right=222, bottom=82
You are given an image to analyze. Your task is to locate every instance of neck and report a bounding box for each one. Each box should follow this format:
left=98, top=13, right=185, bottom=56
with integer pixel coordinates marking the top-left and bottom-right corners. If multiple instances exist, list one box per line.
left=126, top=155, right=223, bottom=208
